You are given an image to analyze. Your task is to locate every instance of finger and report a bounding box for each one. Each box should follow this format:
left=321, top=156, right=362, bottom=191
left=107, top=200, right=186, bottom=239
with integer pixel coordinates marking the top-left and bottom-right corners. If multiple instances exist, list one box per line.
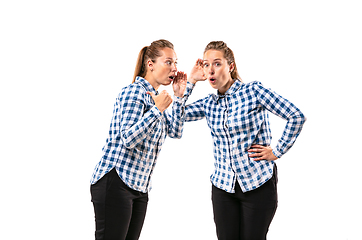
left=146, top=91, right=156, bottom=98
left=164, top=91, right=172, bottom=100
left=166, top=97, right=173, bottom=106
left=183, top=73, right=187, bottom=80
left=196, top=59, right=203, bottom=67
left=199, top=59, right=204, bottom=66
left=249, top=153, right=262, bottom=161
left=250, top=144, right=263, bottom=148
left=248, top=148, right=261, bottom=152
left=176, top=72, right=183, bottom=81
left=249, top=152, right=263, bottom=157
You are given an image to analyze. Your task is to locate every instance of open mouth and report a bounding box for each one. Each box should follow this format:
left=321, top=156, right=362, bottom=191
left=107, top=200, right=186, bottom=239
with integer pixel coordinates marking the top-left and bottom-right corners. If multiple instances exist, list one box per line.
left=168, top=76, right=175, bottom=81
left=209, top=77, right=216, bottom=83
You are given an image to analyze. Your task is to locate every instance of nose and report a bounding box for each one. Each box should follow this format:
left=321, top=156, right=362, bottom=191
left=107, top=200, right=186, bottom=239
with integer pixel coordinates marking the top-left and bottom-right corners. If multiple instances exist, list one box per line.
left=172, top=63, right=177, bottom=72
left=209, top=65, right=215, bottom=75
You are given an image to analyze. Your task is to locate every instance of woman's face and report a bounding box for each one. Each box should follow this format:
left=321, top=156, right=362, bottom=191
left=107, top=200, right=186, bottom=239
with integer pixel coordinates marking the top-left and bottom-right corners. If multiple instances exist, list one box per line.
left=203, top=50, right=234, bottom=94
left=148, top=47, right=178, bottom=88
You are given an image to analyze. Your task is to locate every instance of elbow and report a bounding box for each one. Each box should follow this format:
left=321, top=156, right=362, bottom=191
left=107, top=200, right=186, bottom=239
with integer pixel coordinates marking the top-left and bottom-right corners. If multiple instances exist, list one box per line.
left=293, top=109, right=306, bottom=125
left=300, top=112, right=307, bottom=124
left=168, top=130, right=183, bottom=139
left=169, top=133, right=183, bottom=139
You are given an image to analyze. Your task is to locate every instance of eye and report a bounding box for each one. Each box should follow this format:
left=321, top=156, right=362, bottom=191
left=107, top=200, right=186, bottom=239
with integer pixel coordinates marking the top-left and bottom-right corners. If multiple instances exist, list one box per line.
left=166, top=61, right=172, bottom=65
left=203, top=63, right=209, bottom=68
left=215, top=62, right=221, bottom=67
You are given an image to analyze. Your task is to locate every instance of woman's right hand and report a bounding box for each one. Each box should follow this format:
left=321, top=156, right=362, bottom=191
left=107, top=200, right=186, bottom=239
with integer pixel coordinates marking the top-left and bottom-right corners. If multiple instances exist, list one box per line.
left=147, top=90, right=173, bottom=113
left=188, top=59, right=207, bottom=84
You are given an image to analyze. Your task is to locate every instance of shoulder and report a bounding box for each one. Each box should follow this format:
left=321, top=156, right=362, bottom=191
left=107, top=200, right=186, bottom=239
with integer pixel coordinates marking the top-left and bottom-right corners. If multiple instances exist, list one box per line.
left=229, top=81, right=263, bottom=96
left=243, top=81, right=263, bottom=89
left=117, top=83, right=147, bottom=104
left=121, top=82, right=147, bottom=96
left=239, top=81, right=267, bottom=95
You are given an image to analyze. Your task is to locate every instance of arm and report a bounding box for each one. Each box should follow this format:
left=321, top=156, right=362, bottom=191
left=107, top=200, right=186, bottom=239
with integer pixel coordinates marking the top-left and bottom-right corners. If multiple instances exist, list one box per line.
left=117, top=90, right=163, bottom=149
left=164, top=72, right=188, bottom=138
left=164, top=61, right=208, bottom=136
left=184, top=58, right=208, bottom=121
left=184, top=92, right=206, bottom=122
left=164, top=70, right=207, bottom=137
left=164, top=95, right=187, bottom=138
left=249, top=82, right=306, bottom=160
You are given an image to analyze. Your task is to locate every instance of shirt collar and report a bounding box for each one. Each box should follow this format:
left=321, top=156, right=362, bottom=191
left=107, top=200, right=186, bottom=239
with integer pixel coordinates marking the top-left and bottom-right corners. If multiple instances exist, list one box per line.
left=212, top=79, right=243, bottom=102
left=135, top=76, right=158, bottom=95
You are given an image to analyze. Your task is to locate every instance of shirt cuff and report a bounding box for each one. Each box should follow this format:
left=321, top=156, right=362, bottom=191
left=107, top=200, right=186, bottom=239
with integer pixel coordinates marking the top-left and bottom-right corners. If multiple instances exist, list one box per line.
left=272, top=148, right=282, bottom=158
left=186, top=81, right=196, bottom=90
left=173, top=95, right=185, bottom=103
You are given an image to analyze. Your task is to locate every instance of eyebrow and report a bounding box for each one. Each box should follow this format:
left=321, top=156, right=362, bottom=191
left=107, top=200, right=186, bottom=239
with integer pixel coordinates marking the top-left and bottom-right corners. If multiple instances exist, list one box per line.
left=204, top=58, right=222, bottom=62
left=165, top=57, right=177, bottom=61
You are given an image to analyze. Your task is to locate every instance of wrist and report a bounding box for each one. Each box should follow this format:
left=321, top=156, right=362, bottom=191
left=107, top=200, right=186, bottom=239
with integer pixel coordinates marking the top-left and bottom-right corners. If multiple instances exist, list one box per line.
left=188, top=78, right=197, bottom=84
left=173, top=88, right=185, bottom=98
left=157, top=107, right=165, bottom=113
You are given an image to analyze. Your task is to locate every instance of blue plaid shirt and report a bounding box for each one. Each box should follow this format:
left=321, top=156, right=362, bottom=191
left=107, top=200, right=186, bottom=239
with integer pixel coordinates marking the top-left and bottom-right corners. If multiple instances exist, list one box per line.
left=184, top=80, right=306, bottom=193
left=90, top=77, right=187, bottom=193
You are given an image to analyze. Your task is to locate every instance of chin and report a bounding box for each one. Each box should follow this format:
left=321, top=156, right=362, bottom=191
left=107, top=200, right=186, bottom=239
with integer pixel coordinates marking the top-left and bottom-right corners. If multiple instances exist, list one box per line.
left=209, top=82, right=217, bottom=89
left=162, top=80, right=172, bottom=86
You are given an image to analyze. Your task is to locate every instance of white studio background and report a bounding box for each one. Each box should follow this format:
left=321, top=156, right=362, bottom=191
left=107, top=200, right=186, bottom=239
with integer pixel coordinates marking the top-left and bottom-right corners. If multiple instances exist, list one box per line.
left=1, top=0, right=361, bottom=239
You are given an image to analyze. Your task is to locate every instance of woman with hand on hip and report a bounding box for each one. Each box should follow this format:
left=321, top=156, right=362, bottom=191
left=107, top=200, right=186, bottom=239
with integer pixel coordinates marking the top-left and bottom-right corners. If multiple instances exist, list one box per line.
left=186, top=41, right=306, bottom=240
left=90, top=39, right=189, bottom=240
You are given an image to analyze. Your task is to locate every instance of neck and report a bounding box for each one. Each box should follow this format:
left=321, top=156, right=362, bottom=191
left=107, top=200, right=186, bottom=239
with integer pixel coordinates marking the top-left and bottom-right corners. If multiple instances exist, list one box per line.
left=218, top=78, right=235, bottom=95
left=144, top=73, right=160, bottom=91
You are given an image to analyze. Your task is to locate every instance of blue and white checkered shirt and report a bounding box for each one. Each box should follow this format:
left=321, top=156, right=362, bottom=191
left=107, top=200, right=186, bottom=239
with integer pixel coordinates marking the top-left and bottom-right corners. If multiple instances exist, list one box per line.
left=90, top=77, right=187, bottom=193
left=184, top=80, right=306, bottom=193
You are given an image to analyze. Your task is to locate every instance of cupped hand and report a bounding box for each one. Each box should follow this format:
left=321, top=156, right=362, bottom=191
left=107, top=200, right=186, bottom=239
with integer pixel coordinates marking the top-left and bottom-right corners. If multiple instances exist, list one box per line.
left=172, top=71, right=187, bottom=98
left=189, top=59, right=207, bottom=84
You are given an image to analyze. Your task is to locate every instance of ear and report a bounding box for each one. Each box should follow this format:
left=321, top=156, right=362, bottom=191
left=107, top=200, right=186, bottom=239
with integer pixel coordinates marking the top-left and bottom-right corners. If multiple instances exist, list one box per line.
left=147, top=60, right=154, bottom=72
left=229, top=62, right=235, bottom=73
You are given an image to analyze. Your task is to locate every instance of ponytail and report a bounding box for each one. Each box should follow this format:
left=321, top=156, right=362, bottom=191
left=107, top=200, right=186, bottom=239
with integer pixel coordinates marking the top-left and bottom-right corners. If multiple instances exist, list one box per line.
left=132, top=46, right=148, bottom=83
left=132, top=39, right=174, bottom=83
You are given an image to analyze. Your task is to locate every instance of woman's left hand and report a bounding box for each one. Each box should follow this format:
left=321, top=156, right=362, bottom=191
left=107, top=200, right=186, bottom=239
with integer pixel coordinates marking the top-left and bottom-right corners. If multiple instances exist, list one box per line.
left=248, top=145, right=278, bottom=161
left=173, top=71, right=187, bottom=98
left=188, top=59, right=207, bottom=84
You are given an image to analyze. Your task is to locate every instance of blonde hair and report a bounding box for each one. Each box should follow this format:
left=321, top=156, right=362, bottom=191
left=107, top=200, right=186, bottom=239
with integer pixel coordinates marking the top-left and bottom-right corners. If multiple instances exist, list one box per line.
left=204, top=41, right=241, bottom=80
left=132, top=39, right=174, bottom=83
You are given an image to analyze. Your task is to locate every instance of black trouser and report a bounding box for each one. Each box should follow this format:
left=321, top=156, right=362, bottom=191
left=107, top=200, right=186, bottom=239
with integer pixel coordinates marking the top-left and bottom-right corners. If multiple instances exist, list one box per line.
left=212, top=166, right=278, bottom=240
left=91, top=168, right=148, bottom=240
